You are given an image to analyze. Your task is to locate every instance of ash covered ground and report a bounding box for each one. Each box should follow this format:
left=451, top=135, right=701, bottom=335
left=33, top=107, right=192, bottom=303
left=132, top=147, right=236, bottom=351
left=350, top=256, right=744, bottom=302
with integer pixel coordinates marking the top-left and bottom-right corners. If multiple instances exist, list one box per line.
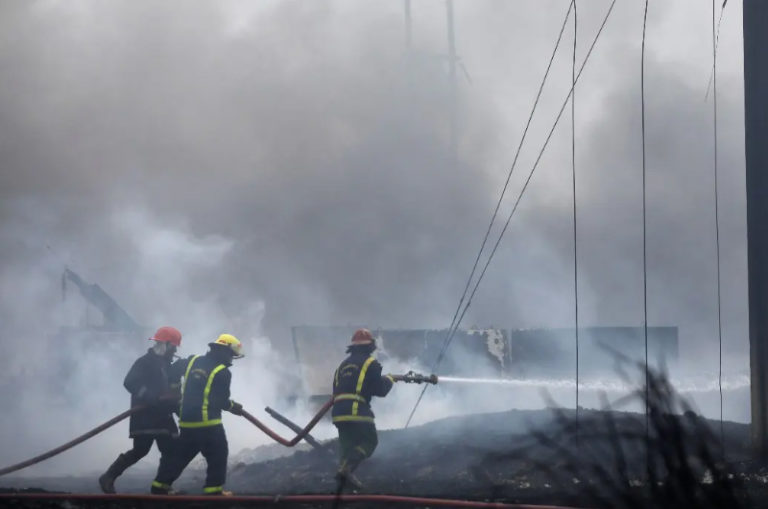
left=4, top=406, right=768, bottom=508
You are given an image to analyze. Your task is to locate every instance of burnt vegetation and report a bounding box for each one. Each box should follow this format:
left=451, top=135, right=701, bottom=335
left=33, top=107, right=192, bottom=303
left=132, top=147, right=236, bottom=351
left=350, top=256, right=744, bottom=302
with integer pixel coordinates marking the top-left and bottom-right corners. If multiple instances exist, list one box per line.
left=5, top=365, right=768, bottom=508
left=479, top=364, right=749, bottom=508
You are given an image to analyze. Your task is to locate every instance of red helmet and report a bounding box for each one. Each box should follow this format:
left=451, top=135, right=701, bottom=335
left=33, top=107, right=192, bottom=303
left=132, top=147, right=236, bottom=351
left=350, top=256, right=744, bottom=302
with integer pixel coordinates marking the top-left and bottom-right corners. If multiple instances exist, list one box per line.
left=149, top=326, right=182, bottom=347
left=350, top=328, right=374, bottom=346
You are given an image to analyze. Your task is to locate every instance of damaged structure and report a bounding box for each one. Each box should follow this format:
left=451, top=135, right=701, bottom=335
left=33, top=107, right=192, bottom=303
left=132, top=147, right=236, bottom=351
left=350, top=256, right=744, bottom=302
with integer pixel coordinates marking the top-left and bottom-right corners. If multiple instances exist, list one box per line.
left=49, top=269, right=148, bottom=397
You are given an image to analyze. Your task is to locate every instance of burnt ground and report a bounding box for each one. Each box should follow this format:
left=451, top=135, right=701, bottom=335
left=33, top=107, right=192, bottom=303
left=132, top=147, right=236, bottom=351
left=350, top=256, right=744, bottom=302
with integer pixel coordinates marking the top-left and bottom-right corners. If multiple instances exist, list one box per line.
left=4, top=407, right=768, bottom=508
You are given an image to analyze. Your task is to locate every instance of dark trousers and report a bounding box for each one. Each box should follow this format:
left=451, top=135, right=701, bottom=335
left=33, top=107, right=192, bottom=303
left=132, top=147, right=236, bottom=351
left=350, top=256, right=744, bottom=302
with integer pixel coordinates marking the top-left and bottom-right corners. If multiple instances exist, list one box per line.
left=335, top=422, right=378, bottom=473
left=154, top=425, right=229, bottom=492
left=105, top=434, right=174, bottom=482
left=122, top=435, right=174, bottom=466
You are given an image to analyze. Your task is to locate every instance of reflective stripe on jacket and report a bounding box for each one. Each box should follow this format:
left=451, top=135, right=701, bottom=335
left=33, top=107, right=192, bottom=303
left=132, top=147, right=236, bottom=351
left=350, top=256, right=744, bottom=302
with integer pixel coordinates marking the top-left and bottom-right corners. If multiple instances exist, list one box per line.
left=178, top=353, right=235, bottom=428
left=332, top=352, right=393, bottom=424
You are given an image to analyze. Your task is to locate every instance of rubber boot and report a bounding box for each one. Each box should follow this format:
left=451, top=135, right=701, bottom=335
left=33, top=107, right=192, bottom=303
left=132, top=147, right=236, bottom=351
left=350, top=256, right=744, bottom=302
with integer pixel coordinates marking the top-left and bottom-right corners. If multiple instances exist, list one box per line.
left=335, top=469, right=364, bottom=492
left=204, top=490, right=234, bottom=496
left=347, top=473, right=364, bottom=491
left=335, top=458, right=364, bottom=491
left=150, top=481, right=175, bottom=495
left=345, top=450, right=366, bottom=490
left=99, top=453, right=131, bottom=494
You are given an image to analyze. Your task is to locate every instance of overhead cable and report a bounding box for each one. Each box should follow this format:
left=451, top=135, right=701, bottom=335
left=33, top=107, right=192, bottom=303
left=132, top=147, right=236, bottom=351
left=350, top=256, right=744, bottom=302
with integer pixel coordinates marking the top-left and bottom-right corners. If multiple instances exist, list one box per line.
left=405, top=0, right=618, bottom=428
left=570, top=0, right=580, bottom=438
left=640, top=0, right=650, bottom=475
left=404, top=1, right=576, bottom=428
left=711, top=0, right=725, bottom=458
left=704, top=0, right=729, bottom=100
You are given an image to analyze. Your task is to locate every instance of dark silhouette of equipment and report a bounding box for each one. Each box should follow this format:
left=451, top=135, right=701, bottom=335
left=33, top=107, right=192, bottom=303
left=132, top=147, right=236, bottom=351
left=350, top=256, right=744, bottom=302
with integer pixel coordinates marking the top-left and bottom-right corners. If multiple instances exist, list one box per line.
left=393, top=371, right=438, bottom=385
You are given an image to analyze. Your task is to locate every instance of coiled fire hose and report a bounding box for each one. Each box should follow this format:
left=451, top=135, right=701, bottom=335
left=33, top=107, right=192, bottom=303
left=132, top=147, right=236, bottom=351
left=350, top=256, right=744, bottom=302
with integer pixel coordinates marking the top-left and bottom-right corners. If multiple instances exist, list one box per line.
left=0, top=372, right=437, bottom=477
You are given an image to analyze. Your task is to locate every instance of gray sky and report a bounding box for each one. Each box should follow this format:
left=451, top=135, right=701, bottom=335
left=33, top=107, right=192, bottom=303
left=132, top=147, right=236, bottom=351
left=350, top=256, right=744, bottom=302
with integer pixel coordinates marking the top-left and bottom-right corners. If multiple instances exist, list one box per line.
left=0, top=0, right=750, bottom=473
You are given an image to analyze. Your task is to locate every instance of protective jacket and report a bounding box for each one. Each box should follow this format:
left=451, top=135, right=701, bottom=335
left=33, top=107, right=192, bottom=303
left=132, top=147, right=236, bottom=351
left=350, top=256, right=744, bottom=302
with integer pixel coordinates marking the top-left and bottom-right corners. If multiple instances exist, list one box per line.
left=177, top=352, right=237, bottom=428
left=332, top=352, right=393, bottom=424
left=123, top=349, right=183, bottom=437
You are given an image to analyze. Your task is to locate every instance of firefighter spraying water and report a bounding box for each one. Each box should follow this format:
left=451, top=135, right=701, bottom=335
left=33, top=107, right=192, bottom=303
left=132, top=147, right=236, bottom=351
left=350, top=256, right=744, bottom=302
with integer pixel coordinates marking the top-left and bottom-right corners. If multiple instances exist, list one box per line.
left=0, top=329, right=439, bottom=497
left=330, top=328, right=437, bottom=491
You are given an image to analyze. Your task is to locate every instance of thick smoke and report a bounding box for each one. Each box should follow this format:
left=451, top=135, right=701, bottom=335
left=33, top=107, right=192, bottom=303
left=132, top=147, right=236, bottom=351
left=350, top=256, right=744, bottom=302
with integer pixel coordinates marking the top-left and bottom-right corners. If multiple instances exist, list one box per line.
left=0, top=0, right=748, bottom=477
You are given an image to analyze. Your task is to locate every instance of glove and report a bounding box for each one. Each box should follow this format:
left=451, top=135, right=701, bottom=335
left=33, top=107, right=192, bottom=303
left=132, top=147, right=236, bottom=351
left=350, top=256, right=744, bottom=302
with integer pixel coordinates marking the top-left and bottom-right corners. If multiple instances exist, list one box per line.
left=388, top=374, right=404, bottom=383
left=168, top=383, right=182, bottom=398
left=159, top=389, right=181, bottom=401
left=157, top=391, right=181, bottom=413
left=229, top=401, right=244, bottom=416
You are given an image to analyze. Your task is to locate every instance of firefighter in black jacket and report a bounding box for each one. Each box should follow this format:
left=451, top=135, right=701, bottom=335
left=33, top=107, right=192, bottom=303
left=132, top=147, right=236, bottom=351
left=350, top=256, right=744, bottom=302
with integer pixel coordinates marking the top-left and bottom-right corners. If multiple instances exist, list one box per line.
left=99, top=326, right=184, bottom=494
left=332, top=328, right=397, bottom=486
left=151, top=333, right=244, bottom=496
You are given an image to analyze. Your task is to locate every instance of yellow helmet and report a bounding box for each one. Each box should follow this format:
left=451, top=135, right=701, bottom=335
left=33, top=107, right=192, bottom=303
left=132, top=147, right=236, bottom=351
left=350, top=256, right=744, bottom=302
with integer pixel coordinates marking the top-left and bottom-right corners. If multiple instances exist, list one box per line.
left=210, top=333, right=244, bottom=359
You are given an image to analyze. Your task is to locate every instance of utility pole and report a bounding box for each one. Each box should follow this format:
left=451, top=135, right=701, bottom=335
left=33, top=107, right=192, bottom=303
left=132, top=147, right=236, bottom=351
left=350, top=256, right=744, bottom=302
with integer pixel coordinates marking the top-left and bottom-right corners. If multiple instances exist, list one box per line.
left=402, top=0, right=460, bottom=165
left=744, top=0, right=768, bottom=458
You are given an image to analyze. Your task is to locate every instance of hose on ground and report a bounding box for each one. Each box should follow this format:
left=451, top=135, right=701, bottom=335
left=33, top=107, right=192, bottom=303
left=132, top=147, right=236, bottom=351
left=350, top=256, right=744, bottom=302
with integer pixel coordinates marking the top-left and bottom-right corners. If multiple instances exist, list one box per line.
left=240, top=397, right=333, bottom=447
left=0, top=492, right=584, bottom=509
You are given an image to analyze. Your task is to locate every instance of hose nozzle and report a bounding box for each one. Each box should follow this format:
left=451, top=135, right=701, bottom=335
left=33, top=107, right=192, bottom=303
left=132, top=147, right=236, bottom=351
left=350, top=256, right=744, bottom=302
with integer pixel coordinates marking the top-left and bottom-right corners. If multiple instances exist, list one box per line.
left=393, top=371, right=438, bottom=384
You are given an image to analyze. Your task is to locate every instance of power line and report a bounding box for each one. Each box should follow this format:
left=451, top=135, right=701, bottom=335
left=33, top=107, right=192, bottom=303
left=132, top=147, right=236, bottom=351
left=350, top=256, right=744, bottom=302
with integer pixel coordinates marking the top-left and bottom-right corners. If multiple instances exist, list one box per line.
left=447, top=0, right=576, bottom=342
left=704, top=0, right=728, bottom=101
left=403, top=0, right=576, bottom=429
left=455, top=0, right=616, bottom=370
left=640, top=0, right=650, bottom=476
left=405, top=0, right=618, bottom=428
left=711, top=0, right=725, bottom=459
left=570, top=0, right=580, bottom=436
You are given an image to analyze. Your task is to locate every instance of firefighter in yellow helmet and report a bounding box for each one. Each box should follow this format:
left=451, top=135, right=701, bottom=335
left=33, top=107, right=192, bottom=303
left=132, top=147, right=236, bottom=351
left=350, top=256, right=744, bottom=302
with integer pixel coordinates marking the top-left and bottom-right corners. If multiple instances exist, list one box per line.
left=332, top=328, right=397, bottom=488
left=151, top=334, right=245, bottom=496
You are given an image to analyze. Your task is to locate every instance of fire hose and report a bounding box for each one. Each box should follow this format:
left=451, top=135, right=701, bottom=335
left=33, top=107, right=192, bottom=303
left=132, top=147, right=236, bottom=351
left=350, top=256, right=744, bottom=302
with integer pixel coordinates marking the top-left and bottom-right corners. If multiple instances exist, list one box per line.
left=0, top=400, right=333, bottom=477
left=0, top=374, right=586, bottom=508
left=0, top=407, right=137, bottom=477
left=0, top=395, right=180, bottom=477
left=240, top=397, right=333, bottom=447
left=0, top=492, right=584, bottom=508
left=0, top=371, right=437, bottom=477
left=239, top=372, right=438, bottom=446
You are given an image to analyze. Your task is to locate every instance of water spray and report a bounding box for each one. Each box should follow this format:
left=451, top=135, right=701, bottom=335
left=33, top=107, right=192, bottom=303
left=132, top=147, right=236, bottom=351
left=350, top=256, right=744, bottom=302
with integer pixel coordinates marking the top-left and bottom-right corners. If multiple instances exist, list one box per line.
left=437, top=375, right=750, bottom=394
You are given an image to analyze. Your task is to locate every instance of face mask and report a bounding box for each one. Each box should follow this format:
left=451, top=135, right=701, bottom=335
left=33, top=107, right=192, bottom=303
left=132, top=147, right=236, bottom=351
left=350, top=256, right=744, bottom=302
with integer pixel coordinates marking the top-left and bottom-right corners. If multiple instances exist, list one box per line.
left=152, top=341, right=168, bottom=356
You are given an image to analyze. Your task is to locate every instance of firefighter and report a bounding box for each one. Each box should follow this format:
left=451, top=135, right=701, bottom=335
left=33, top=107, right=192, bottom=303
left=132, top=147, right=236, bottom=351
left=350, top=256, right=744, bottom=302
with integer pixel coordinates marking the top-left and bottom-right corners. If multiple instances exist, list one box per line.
left=99, top=326, right=184, bottom=494
left=332, top=328, right=396, bottom=487
left=150, top=333, right=244, bottom=496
